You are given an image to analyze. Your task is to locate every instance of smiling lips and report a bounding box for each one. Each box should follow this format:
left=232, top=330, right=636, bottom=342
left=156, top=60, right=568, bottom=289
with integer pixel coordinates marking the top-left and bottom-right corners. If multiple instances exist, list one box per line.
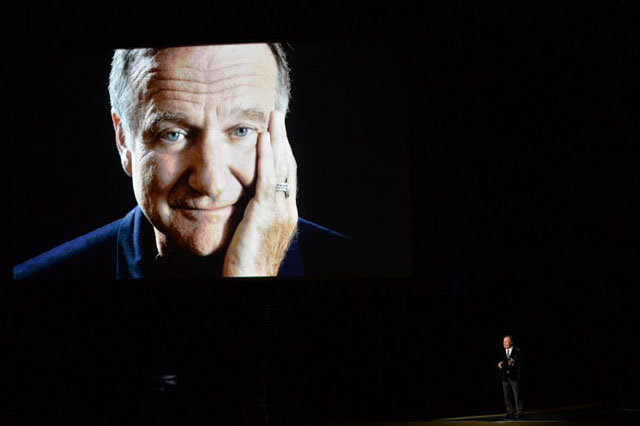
left=175, top=205, right=230, bottom=211
left=174, top=205, right=234, bottom=215
left=172, top=199, right=235, bottom=210
left=173, top=204, right=234, bottom=221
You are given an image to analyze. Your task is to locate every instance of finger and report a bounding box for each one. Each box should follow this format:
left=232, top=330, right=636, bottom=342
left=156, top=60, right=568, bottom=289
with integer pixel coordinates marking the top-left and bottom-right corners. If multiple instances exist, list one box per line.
left=269, top=111, right=289, bottom=190
left=256, top=131, right=276, bottom=203
left=284, top=136, right=298, bottom=215
left=273, top=111, right=297, bottom=203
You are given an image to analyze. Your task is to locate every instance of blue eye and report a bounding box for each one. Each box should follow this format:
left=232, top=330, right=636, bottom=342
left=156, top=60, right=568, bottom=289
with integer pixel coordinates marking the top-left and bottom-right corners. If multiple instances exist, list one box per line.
left=161, top=130, right=185, bottom=143
left=233, top=127, right=252, bottom=138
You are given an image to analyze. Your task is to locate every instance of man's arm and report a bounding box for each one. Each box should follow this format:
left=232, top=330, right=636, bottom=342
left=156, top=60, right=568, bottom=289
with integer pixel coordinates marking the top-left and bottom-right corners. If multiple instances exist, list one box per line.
left=507, top=349, right=522, bottom=369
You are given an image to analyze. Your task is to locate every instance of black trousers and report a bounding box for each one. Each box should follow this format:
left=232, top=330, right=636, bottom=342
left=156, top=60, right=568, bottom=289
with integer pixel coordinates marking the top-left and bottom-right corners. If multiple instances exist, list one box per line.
left=502, top=377, right=523, bottom=415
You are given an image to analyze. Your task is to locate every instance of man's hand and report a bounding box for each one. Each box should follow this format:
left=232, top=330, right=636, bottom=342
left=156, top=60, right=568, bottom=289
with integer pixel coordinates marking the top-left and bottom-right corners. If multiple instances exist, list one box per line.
left=508, top=358, right=515, bottom=366
left=223, top=111, right=298, bottom=276
left=498, top=361, right=504, bottom=369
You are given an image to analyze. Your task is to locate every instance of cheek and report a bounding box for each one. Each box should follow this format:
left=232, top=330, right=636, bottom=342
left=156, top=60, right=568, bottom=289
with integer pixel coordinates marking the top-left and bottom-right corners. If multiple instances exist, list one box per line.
left=231, top=145, right=258, bottom=187
left=132, top=152, right=184, bottom=208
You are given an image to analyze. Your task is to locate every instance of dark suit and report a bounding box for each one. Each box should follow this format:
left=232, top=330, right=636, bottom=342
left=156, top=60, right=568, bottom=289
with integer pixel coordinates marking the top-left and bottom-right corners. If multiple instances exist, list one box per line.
left=13, top=205, right=372, bottom=280
left=498, top=347, right=524, bottom=416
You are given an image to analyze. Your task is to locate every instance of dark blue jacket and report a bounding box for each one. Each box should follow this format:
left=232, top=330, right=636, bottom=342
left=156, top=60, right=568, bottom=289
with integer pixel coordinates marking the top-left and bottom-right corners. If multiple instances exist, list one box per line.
left=13, top=206, right=368, bottom=280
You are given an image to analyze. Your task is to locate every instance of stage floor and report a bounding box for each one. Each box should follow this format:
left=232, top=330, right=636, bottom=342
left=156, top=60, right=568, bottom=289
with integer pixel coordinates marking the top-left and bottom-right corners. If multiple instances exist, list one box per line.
left=312, top=400, right=640, bottom=425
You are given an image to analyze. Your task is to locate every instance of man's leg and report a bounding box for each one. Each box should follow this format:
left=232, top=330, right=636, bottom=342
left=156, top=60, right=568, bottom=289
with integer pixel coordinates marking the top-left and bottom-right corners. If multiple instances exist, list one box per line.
left=509, top=378, right=524, bottom=416
left=502, top=380, right=515, bottom=416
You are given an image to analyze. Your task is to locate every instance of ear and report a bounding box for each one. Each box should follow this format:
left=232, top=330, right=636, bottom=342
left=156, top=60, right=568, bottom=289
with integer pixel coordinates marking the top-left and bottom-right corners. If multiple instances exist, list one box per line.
left=112, top=110, right=133, bottom=177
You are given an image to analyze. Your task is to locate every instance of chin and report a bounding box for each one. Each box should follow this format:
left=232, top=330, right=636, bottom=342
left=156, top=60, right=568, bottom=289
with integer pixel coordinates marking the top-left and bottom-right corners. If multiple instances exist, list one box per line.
left=179, top=234, right=226, bottom=257
left=187, top=243, right=225, bottom=257
left=177, top=225, right=231, bottom=257
left=155, top=211, right=238, bottom=257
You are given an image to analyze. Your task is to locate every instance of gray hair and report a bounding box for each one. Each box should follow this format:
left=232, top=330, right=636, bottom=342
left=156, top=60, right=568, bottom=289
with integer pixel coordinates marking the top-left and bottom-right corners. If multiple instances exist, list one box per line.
left=108, top=43, right=291, bottom=138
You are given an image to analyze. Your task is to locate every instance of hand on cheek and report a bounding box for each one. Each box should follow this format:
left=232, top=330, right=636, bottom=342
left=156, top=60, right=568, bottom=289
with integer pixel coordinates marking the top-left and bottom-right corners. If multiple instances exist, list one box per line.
left=223, top=111, right=298, bottom=276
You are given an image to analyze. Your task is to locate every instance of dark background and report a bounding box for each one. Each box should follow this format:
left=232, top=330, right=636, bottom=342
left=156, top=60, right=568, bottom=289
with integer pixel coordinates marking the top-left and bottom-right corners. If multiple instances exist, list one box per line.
left=6, top=0, right=640, bottom=425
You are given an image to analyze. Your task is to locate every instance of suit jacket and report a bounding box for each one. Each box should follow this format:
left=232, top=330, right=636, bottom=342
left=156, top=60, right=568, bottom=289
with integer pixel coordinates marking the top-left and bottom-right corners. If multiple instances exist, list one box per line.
left=498, top=347, right=524, bottom=381
left=13, top=205, right=373, bottom=280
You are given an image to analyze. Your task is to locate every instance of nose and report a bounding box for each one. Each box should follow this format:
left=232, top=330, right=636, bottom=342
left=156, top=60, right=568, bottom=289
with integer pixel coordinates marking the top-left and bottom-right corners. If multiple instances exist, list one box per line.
left=187, top=134, right=228, bottom=199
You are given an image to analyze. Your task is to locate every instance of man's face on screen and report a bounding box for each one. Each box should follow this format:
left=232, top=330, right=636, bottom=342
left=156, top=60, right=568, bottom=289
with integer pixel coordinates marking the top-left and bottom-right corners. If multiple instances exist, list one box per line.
left=124, top=44, right=278, bottom=256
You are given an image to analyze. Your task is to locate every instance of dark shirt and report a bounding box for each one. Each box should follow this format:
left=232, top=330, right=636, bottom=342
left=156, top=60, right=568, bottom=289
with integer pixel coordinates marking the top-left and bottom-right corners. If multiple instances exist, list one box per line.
left=13, top=205, right=369, bottom=280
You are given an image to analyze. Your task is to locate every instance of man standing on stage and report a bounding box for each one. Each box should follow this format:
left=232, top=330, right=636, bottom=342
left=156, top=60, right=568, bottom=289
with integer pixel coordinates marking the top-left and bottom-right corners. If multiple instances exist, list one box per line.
left=497, top=335, right=524, bottom=419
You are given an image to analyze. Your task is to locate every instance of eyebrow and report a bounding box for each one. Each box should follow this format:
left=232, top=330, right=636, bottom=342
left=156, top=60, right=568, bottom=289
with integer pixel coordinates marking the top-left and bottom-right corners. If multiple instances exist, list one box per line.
left=142, top=107, right=269, bottom=135
left=143, top=110, right=191, bottom=134
left=229, top=107, right=268, bottom=124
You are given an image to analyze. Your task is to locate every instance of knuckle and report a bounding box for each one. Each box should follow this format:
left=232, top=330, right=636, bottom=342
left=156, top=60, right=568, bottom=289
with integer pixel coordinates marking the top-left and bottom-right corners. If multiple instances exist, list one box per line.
left=276, top=164, right=288, bottom=178
left=263, top=172, right=276, bottom=188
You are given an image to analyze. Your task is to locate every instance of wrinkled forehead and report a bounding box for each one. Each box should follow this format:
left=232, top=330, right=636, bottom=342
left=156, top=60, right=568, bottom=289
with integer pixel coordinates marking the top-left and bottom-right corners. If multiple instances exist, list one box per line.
left=135, top=44, right=278, bottom=118
left=152, top=43, right=277, bottom=79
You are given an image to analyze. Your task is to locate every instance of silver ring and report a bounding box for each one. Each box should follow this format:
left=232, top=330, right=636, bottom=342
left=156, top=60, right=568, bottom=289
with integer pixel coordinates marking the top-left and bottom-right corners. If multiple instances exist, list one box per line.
left=275, top=182, right=289, bottom=198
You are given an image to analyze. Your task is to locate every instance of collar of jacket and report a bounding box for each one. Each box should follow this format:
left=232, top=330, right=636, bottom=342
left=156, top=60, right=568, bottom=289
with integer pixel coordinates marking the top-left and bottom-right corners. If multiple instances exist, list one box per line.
left=116, top=205, right=305, bottom=279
